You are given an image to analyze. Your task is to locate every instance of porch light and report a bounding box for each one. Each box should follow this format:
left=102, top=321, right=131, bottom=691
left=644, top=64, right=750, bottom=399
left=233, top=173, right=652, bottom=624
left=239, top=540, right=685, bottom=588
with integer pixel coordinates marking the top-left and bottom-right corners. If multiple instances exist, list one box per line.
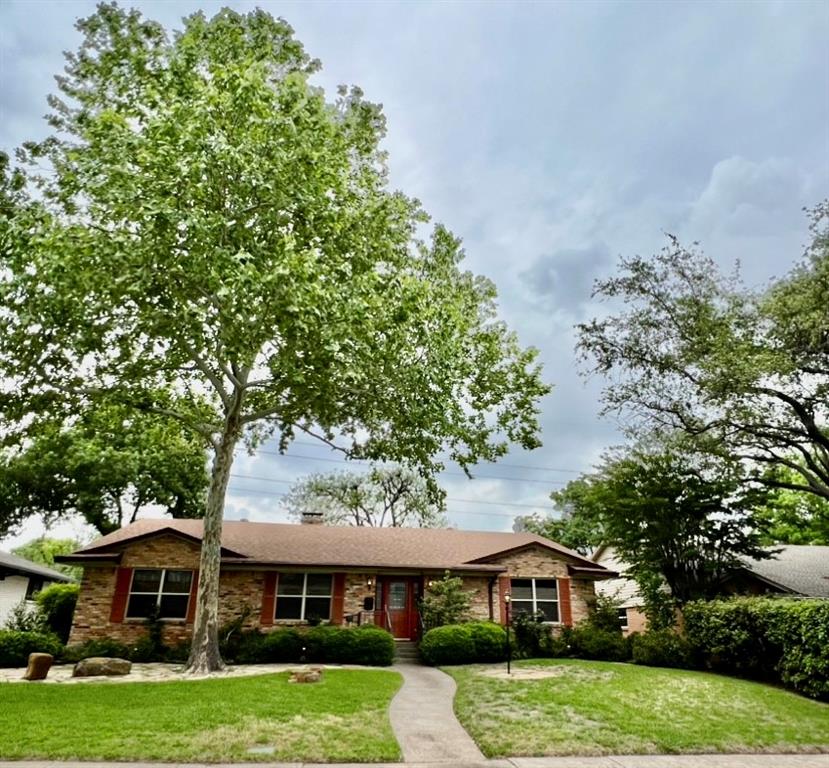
left=366, top=576, right=374, bottom=589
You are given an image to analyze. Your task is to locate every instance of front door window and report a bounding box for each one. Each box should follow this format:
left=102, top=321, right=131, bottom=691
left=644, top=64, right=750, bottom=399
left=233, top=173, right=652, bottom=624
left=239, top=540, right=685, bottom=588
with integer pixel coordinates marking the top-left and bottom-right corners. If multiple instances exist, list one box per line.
left=388, top=582, right=407, bottom=610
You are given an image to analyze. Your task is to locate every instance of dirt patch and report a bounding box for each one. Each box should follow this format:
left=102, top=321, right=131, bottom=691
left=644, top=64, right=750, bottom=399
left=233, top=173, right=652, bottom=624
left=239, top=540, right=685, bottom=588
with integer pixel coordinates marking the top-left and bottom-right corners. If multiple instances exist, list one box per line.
left=477, top=664, right=616, bottom=682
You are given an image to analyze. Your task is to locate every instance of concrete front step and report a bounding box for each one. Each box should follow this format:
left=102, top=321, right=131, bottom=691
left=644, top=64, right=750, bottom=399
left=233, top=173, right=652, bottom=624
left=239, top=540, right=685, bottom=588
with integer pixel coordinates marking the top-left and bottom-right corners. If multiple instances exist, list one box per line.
left=394, top=641, right=420, bottom=663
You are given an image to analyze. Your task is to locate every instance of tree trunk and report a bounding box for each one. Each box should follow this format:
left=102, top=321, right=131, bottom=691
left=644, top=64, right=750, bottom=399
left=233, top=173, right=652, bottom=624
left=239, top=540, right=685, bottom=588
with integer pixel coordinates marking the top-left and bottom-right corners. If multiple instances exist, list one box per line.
left=185, top=415, right=240, bottom=674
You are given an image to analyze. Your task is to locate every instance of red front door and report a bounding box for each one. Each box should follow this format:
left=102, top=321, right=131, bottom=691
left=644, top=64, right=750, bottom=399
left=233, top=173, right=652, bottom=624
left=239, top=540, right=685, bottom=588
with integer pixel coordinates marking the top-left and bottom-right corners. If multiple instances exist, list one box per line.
left=381, top=577, right=418, bottom=639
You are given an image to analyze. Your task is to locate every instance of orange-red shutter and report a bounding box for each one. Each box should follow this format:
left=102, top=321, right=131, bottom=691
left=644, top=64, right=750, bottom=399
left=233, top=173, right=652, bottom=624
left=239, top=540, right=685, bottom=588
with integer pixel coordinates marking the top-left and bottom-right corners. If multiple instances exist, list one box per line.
left=110, top=567, right=133, bottom=623
left=185, top=569, right=199, bottom=623
left=559, top=577, right=573, bottom=627
left=331, top=573, right=346, bottom=625
left=498, top=575, right=511, bottom=625
left=261, top=572, right=277, bottom=626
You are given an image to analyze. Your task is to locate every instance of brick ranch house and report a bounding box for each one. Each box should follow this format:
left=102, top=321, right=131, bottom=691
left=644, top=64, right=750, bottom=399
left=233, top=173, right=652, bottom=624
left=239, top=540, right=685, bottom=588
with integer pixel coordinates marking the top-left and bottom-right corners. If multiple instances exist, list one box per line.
left=59, top=517, right=617, bottom=646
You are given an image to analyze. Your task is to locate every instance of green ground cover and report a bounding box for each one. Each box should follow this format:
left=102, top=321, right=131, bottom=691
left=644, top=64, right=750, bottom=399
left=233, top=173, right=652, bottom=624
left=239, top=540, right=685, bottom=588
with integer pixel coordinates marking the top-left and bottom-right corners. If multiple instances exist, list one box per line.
left=448, top=659, right=829, bottom=757
left=0, top=669, right=401, bottom=762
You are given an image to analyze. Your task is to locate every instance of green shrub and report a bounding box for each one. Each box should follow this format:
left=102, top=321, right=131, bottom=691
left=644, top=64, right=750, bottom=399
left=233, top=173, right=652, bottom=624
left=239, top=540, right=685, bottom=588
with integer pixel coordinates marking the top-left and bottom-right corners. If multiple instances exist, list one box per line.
left=61, top=637, right=130, bottom=663
left=683, top=597, right=829, bottom=700
left=0, top=630, right=63, bottom=667
left=468, top=621, right=507, bottom=662
left=232, top=626, right=394, bottom=666
left=420, top=624, right=475, bottom=665
left=631, top=629, right=692, bottom=668
left=512, top=611, right=549, bottom=657
left=419, top=571, right=472, bottom=629
left=35, top=583, right=79, bottom=643
left=259, top=628, right=303, bottom=662
left=2, top=600, right=47, bottom=633
left=568, top=626, right=630, bottom=662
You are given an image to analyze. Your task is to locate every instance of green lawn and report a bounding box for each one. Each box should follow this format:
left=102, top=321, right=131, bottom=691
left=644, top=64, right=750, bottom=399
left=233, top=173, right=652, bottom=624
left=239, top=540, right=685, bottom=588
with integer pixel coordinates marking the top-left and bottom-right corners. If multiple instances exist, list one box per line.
left=447, top=659, right=829, bottom=758
left=0, top=669, right=402, bottom=762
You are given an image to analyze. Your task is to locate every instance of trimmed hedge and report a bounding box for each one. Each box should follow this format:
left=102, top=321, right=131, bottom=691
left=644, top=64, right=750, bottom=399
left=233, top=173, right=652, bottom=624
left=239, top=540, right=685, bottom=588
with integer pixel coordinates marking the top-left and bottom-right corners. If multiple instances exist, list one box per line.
left=631, top=628, right=692, bottom=668
left=567, top=626, right=630, bottom=662
left=231, top=625, right=394, bottom=666
left=420, top=621, right=507, bottom=666
left=0, top=630, right=63, bottom=667
left=683, top=597, right=829, bottom=700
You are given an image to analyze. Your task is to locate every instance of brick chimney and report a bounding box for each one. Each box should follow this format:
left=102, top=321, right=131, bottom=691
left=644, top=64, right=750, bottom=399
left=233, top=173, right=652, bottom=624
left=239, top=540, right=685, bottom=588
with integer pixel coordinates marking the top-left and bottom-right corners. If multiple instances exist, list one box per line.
left=300, top=511, right=324, bottom=525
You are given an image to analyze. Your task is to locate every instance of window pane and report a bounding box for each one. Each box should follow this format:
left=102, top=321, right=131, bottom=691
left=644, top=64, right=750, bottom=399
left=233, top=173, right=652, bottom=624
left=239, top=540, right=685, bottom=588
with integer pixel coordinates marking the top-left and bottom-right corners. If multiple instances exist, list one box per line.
left=277, top=573, right=304, bottom=596
left=275, top=596, right=302, bottom=619
left=126, top=594, right=158, bottom=619
left=163, top=570, right=192, bottom=594
left=535, top=580, right=557, bottom=601
left=306, top=573, right=332, bottom=596
left=304, top=597, right=331, bottom=621
left=388, top=582, right=407, bottom=610
left=510, top=579, right=533, bottom=601
left=537, top=601, right=559, bottom=622
left=132, top=569, right=162, bottom=593
left=159, top=594, right=189, bottom=618
left=511, top=600, right=535, bottom=617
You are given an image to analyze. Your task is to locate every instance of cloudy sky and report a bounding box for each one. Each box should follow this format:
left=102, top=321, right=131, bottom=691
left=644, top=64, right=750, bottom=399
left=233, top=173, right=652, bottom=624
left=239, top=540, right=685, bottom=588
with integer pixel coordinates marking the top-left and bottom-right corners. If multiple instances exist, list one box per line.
left=1, top=0, right=827, bottom=546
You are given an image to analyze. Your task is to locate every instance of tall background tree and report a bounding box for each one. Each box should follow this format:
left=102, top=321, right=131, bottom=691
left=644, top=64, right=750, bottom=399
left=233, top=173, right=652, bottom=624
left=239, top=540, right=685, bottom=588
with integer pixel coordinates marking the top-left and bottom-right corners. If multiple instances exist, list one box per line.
left=11, top=537, right=83, bottom=581
left=549, top=437, right=771, bottom=624
left=0, top=6, right=549, bottom=672
left=0, top=403, right=209, bottom=537
left=285, top=466, right=447, bottom=527
left=577, top=202, right=829, bottom=501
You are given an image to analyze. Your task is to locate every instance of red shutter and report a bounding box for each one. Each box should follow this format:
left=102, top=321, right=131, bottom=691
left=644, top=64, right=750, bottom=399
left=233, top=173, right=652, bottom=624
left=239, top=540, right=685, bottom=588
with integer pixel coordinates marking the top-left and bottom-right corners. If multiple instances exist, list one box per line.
left=498, top=575, right=511, bottom=625
left=261, top=572, right=277, bottom=626
left=559, top=577, right=573, bottom=627
left=110, top=567, right=133, bottom=624
left=185, top=569, right=199, bottom=623
left=331, top=573, right=346, bottom=625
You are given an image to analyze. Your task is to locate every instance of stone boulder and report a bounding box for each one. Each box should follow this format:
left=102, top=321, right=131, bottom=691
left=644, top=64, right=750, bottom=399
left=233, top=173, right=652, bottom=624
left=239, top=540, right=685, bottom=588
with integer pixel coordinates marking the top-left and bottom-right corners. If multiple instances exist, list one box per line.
left=23, top=652, right=53, bottom=681
left=72, top=656, right=132, bottom=677
left=289, top=666, right=323, bottom=683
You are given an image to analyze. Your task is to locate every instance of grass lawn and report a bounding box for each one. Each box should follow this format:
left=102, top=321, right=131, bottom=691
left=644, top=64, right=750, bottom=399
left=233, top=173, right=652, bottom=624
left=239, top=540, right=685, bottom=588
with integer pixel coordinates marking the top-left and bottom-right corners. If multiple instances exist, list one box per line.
left=447, top=659, right=829, bottom=758
left=0, top=669, right=402, bottom=762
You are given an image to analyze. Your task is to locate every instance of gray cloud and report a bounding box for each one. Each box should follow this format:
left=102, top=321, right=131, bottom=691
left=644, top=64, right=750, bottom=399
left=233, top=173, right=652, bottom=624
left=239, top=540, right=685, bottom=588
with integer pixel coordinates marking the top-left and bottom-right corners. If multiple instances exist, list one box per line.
left=1, top=0, right=826, bottom=542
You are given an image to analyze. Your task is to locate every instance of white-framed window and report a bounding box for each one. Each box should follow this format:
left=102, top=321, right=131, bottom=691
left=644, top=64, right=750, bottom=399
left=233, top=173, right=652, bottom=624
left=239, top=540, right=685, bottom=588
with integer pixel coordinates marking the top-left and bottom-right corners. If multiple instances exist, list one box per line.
left=275, top=573, right=333, bottom=622
left=618, top=607, right=629, bottom=630
left=510, top=578, right=559, bottom=622
left=126, top=569, right=192, bottom=620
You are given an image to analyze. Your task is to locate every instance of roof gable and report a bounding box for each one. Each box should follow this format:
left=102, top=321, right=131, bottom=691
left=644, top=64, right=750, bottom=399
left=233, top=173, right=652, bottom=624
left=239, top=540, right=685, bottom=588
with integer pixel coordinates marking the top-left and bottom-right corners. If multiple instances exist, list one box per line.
left=65, top=518, right=616, bottom=574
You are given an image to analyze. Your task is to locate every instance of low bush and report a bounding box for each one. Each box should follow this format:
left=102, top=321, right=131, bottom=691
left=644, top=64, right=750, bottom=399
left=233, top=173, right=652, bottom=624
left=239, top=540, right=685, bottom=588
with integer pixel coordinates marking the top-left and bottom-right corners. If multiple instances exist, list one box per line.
left=420, top=624, right=475, bottom=665
left=0, top=630, right=63, bottom=667
left=631, top=629, right=692, bottom=668
left=227, top=625, right=394, bottom=666
left=512, top=611, right=548, bottom=657
left=35, top=583, right=79, bottom=644
left=420, top=621, right=507, bottom=665
left=61, top=637, right=130, bottom=663
left=468, top=622, right=507, bottom=662
left=684, top=597, right=829, bottom=700
left=568, top=626, right=630, bottom=662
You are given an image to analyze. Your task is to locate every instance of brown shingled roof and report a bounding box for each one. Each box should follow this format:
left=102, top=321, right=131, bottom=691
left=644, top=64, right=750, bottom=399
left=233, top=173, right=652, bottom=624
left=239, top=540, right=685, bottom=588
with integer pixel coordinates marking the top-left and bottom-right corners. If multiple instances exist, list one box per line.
left=69, top=518, right=610, bottom=573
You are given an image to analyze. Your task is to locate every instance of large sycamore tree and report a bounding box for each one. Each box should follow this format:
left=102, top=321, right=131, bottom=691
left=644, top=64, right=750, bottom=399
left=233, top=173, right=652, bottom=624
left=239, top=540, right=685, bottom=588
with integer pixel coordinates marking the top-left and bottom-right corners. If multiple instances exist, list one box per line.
left=0, top=6, right=549, bottom=672
left=577, top=202, right=829, bottom=501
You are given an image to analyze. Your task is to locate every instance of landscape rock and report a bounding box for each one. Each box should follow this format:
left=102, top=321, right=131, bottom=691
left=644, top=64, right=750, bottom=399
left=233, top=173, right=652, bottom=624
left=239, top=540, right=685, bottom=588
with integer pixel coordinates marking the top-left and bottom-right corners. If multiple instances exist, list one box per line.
left=23, top=653, right=53, bottom=681
left=72, top=656, right=132, bottom=677
left=289, top=666, right=323, bottom=683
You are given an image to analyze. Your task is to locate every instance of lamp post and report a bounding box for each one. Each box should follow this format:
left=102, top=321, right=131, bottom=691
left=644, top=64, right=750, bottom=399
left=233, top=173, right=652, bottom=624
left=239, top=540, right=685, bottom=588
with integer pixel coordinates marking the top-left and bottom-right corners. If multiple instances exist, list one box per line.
left=504, top=592, right=511, bottom=675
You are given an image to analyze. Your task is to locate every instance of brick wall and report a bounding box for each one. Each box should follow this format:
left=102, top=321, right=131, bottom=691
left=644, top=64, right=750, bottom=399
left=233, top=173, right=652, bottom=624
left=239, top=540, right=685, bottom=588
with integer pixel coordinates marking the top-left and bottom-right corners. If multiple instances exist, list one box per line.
left=484, top=545, right=596, bottom=627
left=69, top=534, right=265, bottom=646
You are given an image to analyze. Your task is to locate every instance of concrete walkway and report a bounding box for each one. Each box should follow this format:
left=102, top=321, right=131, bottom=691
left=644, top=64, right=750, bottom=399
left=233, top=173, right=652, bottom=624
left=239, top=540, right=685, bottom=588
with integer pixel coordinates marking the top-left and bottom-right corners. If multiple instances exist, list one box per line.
left=388, top=661, right=485, bottom=764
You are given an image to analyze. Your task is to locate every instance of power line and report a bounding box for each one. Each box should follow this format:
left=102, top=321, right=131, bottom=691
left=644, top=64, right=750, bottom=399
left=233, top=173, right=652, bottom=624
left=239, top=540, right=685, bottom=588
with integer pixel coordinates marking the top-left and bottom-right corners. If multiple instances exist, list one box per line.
left=226, top=480, right=553, bottom=513
left=238, top=449, right=576, bottom=485
left=287, top=440, right=583, bottom=474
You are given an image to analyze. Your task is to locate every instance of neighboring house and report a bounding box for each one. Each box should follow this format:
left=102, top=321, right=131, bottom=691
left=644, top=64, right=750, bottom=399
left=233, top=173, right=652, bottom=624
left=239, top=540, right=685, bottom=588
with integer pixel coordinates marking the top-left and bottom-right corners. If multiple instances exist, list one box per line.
left=593, top=544, right=829, bottom=635
left=722, top=545, right=829, bottom=598
left=57, top=515, right=616, bottom=646
left=591, top=544, right=648, bottom=635
left=0, top=551, right=73, bottom=627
